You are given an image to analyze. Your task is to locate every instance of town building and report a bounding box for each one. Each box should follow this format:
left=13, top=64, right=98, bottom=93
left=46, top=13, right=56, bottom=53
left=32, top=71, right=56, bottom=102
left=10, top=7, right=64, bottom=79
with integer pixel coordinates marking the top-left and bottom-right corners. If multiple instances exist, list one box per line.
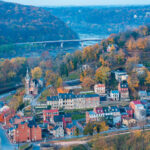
left=86, top=106, right=121, bottom=126
left=114, top=70, right=128, bottom=82
left=141, top=100, right=150, bottom=116
left=107, top=44, right=118, bottom=52
left=10, top=120, right=42, bottom=143
left=53, top=126, right=64, bottom=137
left=122, top=118, right=137, bottom=127
left=43, top=109, right=59, bottom=123
left=130, top=101, right=146, bottom=120
left=47, top=93, right=100, bottom=110
left=66, top=124, right=76, bottom=136
left=118, top=81, right=129, bottom=100
left=53, top=115, right=64, bottom=128
left=138, top=91, right=150, bottom=100
left=23, top=69, right=44, bottom=102
left=110, top=90, right=120, bottom=101
left=135, top=64, right=146, bottom=75
left=94, top=84, right=105, bottom=95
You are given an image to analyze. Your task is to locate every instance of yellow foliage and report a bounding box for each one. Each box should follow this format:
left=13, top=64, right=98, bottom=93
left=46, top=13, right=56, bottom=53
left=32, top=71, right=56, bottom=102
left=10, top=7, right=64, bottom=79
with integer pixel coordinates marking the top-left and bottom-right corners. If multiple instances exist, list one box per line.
left=31, top=67, right=42, bottom=79
left=95, top=66, right=110, bottom=83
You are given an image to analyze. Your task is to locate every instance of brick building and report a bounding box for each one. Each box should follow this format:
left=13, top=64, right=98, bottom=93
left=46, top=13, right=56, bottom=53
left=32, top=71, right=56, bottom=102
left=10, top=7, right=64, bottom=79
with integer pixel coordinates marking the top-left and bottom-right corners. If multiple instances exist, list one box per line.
left=118, top=81, right=129, bottom=100
left=43, top=109, right=59, bottom=123
left=11, top=120, right=42, bottom=143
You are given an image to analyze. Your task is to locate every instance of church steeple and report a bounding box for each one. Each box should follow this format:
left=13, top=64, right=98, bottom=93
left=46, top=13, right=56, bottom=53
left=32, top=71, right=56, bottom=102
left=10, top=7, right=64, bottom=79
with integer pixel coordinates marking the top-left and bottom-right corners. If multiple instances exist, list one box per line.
left=25, top=68, right=30, bottom=95
left=25, top=68, right=30, bottom=81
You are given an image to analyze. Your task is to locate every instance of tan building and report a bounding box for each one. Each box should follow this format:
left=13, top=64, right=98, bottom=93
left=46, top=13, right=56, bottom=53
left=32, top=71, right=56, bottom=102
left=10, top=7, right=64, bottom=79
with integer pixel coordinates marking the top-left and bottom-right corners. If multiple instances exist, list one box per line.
left=122, top=118, right=137, bottom=127
left=47, top=93, right=100, bottom=110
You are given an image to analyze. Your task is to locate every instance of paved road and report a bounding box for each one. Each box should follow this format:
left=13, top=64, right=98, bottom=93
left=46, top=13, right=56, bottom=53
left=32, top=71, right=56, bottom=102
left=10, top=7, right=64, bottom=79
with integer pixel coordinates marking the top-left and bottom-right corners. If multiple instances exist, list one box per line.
left=31, top=85, right=52, bottom=106
left=52, top=126, right=150, bottom=147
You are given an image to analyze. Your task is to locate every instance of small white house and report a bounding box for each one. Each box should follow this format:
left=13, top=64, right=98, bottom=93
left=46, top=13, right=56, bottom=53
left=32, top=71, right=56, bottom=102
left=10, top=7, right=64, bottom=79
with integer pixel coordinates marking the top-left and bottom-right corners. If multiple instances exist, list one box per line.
left=53, top=126, right=64, bottom=138
left=114, top=70, right=128, bottom=82
left=110, top=90, right=120, bottom=101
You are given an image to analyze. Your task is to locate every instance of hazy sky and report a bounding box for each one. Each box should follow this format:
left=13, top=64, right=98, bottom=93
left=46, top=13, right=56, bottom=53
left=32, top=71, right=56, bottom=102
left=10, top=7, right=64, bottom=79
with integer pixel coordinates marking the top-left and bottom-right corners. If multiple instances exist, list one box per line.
left=3, top=0, right=150, bottom=6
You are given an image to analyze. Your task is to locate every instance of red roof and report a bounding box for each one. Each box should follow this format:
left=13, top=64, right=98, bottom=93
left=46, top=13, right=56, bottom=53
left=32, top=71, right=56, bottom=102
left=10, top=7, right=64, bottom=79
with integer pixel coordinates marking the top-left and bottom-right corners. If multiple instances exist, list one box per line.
left=94, top=107, right=104, bottom=114
left=132, top=100, right=141, bottom=105
left=43, top=109, right=58, bottom=113
left=95, top=84, right=105, bottom=88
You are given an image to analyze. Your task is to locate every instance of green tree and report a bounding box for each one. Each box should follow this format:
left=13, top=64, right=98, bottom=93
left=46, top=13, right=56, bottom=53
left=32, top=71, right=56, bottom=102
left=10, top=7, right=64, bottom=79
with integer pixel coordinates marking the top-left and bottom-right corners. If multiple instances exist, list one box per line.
left=83, top=122, right=93, bottom=135
left=75, top=127, right=79, bottom=136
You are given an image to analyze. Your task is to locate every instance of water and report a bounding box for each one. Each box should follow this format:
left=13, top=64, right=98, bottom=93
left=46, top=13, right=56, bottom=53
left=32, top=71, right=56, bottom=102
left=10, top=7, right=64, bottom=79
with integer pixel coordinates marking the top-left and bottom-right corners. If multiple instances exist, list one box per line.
left=0, top=127, right=17, bottom=150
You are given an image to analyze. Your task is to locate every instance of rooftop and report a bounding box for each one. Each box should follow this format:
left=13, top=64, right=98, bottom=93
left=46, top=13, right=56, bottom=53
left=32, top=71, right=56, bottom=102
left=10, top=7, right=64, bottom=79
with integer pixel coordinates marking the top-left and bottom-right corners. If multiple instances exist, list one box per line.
left=111, top=90, right=119, bottom=94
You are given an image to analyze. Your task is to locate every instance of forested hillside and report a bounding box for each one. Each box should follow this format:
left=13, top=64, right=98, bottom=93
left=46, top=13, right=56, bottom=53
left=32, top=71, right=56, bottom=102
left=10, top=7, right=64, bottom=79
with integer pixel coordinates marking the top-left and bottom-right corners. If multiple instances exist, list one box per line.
left=49, top=6, right=150, bottom=35
left=0, top=1, right=78, bottom=44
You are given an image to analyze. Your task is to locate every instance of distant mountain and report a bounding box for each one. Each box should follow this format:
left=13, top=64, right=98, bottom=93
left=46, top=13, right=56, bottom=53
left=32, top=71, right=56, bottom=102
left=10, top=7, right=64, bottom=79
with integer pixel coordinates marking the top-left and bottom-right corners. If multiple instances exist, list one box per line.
left=0, top=1, right=78, bottom=45
left=48, top=6, right=150, bottom=36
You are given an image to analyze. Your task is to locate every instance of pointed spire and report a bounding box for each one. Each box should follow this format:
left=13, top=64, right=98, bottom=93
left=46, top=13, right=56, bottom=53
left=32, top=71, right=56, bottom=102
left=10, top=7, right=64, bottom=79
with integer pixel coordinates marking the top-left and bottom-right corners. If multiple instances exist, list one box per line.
left=25, top=68, right=30, bottom=80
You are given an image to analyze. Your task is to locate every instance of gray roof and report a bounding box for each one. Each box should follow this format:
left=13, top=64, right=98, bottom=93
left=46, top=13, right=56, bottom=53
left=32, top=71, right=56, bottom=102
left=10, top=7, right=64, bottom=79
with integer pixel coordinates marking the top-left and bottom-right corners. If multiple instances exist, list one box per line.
left=47, top=93, right=99, bottom=101
left=53, top=115, right=63, bottom=122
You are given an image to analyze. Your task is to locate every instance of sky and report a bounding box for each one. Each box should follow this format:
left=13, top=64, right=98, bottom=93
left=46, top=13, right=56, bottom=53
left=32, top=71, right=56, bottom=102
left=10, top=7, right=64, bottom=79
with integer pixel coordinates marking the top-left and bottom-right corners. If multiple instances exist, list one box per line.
left=3, top=0, right=150, bottom=6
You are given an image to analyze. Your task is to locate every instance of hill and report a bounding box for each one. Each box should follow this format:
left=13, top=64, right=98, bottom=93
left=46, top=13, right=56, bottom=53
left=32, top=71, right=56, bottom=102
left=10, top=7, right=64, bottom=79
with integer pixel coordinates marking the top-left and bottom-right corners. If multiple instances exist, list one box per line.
left=0, top=1, right=78, bottom=45
left=49, top=6, right=150, bottom=36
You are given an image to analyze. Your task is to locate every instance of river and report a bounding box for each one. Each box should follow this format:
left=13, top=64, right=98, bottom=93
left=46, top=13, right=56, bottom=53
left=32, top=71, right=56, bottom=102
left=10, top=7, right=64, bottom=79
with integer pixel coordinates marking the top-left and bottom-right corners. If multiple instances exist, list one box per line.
left=0, top=127, right=17, bottom=150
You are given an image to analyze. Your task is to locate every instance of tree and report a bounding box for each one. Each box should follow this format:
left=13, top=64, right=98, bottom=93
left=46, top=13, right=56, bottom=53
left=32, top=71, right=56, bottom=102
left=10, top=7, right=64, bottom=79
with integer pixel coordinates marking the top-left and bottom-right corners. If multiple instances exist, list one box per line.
left=125, top=56, right=139, bottom=73
left=75, top=127, right=79, bottom=136
left=81, top=77, right=95, bottom=90
left=59, top=63, right=68, bottom=77
left=56, top=77, right=63, bottom=88
left=45, top=70, right=57, bottom=86
left=95, top=66, right=110, bottom=83
left=128, top=73, right=139, bottom=90
left=145, top=71, right=150, bottom=85
left=31, top=67, right=42, bottom=79
left=83, top=122, right=93, bottom=135
left=136, top=38, right=147, bottom=50
left=126, top=38, right=136, bottom=51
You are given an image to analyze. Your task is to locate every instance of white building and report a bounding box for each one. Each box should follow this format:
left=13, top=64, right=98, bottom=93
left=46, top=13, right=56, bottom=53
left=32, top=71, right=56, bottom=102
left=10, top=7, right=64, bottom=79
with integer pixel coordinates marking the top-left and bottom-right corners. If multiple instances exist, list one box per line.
left=134, top=104, right=146, bottom=121
left=110, top=90, right=120, bottom=101
left=94, top=84, right=105, bottom=95
left=114, top=70, right=128, bottom=82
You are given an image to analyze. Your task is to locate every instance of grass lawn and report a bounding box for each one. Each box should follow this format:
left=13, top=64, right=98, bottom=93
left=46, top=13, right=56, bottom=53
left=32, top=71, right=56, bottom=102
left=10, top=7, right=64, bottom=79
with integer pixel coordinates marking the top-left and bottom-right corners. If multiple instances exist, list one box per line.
left=19, top=144, right=32, bottom=150
left=72, top=114, right=85, bottom=120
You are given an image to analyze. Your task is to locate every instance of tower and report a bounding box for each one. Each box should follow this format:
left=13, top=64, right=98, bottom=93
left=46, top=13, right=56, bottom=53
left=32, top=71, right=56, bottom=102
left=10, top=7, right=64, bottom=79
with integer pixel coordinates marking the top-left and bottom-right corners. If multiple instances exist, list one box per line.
left=25, top=68, right=30, bottom=95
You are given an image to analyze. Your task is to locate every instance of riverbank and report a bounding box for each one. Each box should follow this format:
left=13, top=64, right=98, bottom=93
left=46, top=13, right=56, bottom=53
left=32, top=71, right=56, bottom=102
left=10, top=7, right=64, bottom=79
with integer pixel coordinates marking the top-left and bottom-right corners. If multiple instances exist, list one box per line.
left=0, top=125, right=17, bottom=150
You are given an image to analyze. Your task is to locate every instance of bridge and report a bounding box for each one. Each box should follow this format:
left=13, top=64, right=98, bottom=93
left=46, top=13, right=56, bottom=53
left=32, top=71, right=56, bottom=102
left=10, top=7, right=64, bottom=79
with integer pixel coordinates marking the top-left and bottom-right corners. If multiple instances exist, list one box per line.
left=15, top=38, right=102, bottom=48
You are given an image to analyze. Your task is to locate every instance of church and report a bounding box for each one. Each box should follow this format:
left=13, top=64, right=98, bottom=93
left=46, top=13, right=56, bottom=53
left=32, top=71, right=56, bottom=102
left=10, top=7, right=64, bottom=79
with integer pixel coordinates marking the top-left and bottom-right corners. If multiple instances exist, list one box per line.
left=23, top=69, right=44, bottom=102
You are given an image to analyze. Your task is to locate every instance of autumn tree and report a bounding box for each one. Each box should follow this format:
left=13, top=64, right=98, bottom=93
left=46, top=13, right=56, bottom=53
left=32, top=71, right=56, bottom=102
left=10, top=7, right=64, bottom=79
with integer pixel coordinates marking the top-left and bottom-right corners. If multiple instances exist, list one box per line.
left=95, top=66, right=110, bottom=83
left=45, top=70, right=57, bottom=86
left=126, top=38, right=136, bottom=51
left=31, top=67, right=42, bottom=79
left=83, top=122, right=94, bottom=135
left=82, top=46, right=95, bottom=62
left=81, top=77, right=95, bottom=90
left=145, top=71, right=150, bottom=86
left=125, top=56, right=139, bottom=73
left=56, top=77, right=63, bottom=88
left=136, top=38, right=147, bottom=50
